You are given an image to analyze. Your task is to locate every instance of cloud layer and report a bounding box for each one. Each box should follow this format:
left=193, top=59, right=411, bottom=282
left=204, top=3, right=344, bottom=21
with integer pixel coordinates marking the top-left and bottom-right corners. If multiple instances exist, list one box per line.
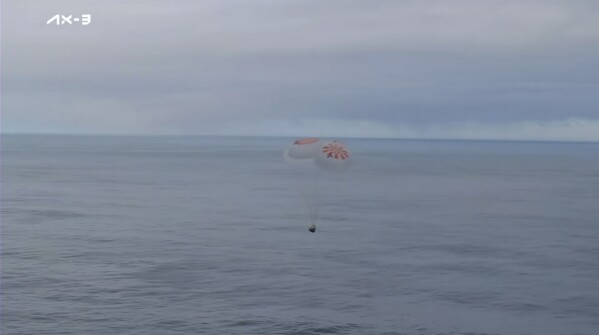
left=3, top=0, right=599, bottom=141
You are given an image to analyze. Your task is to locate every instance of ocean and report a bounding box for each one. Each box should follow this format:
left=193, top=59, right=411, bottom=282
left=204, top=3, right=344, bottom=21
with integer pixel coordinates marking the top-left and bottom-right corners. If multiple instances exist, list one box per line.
left=1, top=134, right=598, bottom=335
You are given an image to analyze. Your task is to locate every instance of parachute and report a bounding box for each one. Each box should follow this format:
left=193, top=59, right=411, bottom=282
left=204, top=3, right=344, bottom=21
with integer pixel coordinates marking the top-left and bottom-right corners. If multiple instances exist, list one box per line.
left=283, top=138, right=351, bottom=231
left=315, top=140, right=351, bottom=172
left=283, top=138, right=351, bottom=169
left=284, top=138, right=321, bottom=162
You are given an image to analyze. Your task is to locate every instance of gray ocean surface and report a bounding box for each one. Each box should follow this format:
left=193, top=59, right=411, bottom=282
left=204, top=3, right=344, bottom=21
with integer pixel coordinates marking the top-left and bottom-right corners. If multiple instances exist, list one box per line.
left=1, top=135, right=598, bottom=335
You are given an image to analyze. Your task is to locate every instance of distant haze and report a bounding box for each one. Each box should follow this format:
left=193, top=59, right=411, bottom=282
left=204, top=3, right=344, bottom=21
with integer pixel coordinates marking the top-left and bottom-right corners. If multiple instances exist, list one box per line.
left=3, top=0, right=599, bottom=141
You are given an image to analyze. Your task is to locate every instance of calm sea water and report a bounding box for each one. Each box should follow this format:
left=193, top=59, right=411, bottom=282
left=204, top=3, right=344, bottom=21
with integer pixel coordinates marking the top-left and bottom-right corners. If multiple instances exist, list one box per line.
left=1, top=135, right=598, bottom=335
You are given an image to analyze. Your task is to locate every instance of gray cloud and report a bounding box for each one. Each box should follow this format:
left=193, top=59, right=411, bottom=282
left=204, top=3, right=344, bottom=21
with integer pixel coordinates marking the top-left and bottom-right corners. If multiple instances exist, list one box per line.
left=3, top=0, right=599, bottom=140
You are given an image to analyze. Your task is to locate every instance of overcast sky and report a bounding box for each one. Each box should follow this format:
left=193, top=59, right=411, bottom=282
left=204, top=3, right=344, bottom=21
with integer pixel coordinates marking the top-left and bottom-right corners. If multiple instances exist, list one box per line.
left=3, top=0, right=599, bottom=141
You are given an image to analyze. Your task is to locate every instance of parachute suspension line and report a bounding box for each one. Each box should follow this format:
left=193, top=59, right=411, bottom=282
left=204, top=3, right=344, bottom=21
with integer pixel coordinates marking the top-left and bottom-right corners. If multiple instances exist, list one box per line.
left=300, top=174, right=315, bottom=225
left=308, top=167, right=319, bottom=224
left=302, top=167, right=319, bottom=225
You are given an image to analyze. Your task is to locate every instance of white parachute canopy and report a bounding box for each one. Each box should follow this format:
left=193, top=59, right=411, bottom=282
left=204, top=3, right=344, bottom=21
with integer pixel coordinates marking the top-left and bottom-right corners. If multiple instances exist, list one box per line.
left=283, top=137, right=321, bottom=164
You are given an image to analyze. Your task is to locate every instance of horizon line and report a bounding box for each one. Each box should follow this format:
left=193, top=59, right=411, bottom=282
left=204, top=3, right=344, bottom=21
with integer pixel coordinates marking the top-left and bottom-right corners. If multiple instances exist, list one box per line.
left=2, top=131, right=598, bottom=144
